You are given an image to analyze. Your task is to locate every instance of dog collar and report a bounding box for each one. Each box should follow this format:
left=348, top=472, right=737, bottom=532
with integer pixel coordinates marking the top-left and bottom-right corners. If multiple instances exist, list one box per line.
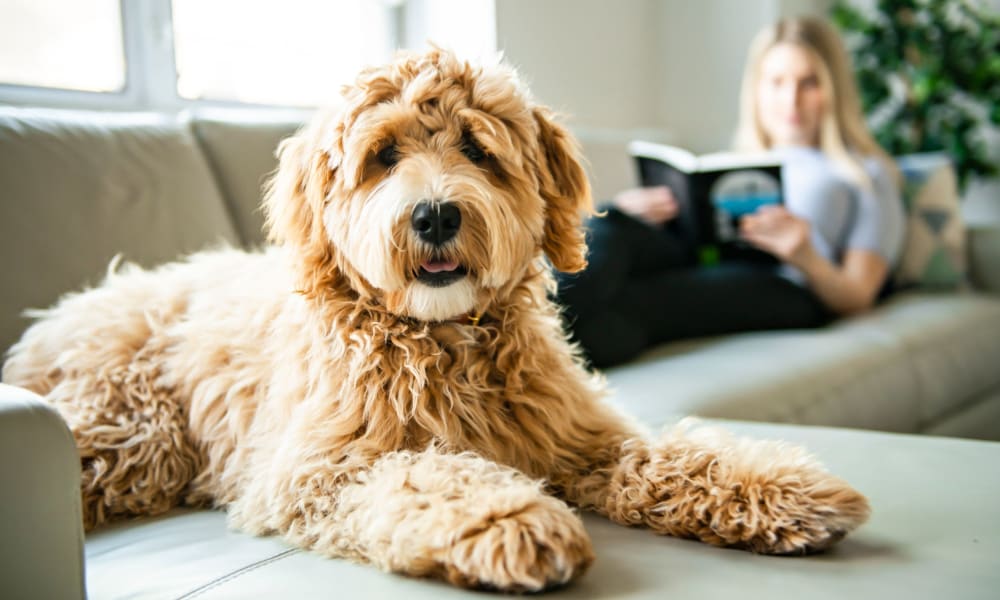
left=440, top=309, right=486, bottom=326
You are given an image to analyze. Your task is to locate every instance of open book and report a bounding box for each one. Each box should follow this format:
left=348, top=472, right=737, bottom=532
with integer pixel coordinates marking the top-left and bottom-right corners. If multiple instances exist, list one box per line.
left=628, top=140, right=783, bottom=265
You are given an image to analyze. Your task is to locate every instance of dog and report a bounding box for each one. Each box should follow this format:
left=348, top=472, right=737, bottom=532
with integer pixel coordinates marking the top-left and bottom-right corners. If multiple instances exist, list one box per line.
left=2, top=49, right=869, bottom=592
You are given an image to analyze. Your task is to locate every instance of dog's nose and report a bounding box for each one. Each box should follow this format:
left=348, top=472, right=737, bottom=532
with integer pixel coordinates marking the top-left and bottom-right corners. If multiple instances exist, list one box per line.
left=411, top=202, right=461, bottom=245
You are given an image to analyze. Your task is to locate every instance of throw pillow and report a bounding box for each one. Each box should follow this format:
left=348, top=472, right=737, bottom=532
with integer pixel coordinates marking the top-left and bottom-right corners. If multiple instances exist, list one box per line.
left=893, top=153, right=967, bottom=290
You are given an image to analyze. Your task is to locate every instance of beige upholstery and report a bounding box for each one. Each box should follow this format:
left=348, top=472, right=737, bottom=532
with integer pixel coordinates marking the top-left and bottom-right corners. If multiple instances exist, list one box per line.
left=0, top=107, right=240, bottom=353
left=77, top=418, right=1000, bottom=599
left=188, top=110, right=305, bottom=247
left=0, top=384, right=84, bottom=600
left=606, top=291, right=1000, bottom=440
left=855, top=293, right=1000, bottom=427
left=925, top=388, right=1000, bottom=439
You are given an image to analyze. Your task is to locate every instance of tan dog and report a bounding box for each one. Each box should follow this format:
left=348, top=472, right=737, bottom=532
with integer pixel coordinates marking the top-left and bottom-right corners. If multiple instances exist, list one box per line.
left=3, top=49, right=869, bottom=592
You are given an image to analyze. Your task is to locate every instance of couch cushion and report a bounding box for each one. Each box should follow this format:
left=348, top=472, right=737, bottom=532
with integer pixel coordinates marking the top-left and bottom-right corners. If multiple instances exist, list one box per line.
left=83, top=421, right=1000, bottom=599
left=925, top=387, right=1000, bottom=440
left=0, top=107, right=240, bottom=355
left=605, top=316, right=918, bottom=433
left=604, top=291, right=1000, bottom=436
left=189, top=110, right=306, bottom=247
left=843, top=292, right=1000, bottom=430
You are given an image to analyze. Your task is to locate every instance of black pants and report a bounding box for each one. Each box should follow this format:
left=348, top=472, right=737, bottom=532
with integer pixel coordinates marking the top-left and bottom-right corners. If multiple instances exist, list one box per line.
left=556, top=209, right=832, bottom=369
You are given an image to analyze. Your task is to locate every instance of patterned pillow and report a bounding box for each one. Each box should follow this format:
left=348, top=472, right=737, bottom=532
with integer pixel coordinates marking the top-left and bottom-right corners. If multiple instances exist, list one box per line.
left=893, top=153, right=967, bottom=290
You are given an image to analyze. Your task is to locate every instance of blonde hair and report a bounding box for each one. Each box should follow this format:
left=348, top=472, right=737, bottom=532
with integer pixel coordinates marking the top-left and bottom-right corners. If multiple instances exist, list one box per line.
left=733, top=16, right=897, bottom=188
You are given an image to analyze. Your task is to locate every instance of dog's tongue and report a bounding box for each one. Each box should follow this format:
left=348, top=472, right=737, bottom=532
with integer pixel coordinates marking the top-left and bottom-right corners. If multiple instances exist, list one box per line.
left=421, top=260, right=460, bottom=273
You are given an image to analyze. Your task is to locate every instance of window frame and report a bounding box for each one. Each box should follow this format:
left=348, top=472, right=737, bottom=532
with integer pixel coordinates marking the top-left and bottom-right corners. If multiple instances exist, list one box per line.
left=0, top=0, right=405, bottom=112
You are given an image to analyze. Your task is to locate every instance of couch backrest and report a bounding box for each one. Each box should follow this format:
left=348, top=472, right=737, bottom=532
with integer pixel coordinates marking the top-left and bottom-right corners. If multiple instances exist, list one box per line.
left=0, top=107, right=303, bottom=355
left=188, top=110, right=304, bottom=247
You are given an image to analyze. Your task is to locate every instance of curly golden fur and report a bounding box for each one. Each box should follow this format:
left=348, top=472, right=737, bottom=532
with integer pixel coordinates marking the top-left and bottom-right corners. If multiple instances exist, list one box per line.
left=3, top=49, right=869, bottom=592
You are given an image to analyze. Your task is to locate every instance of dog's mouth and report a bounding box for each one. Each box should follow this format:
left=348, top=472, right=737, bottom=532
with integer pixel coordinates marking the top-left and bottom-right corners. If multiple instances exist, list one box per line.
left=416, top=258, right=468, bottom=287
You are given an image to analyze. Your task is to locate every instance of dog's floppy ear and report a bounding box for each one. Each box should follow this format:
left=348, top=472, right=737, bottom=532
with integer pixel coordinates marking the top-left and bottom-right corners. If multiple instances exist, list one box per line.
left=265, top=135, right=326, bottom=246
left=264, top=119, right=341, bottom=295
left=533, top=107, right=593, bottom=273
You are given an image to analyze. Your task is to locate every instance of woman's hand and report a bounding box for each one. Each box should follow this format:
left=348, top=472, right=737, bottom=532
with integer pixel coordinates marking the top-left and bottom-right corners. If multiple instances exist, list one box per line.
left=612, top=186, right=679, bottom=226
left=742, top=205, right=889, bottom=315
left=739, top=205, right=813, bottom=266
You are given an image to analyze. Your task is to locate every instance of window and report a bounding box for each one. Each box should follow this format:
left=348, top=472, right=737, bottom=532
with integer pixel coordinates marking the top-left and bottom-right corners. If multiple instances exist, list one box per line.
left=0, top=0, right=126, bottom=93
left=0, top=0, right=496, bottom=111
left=171, top=0, right=393, bottom=107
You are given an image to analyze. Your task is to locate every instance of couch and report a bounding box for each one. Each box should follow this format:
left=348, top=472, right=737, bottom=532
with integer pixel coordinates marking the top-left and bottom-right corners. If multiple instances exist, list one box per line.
left=2, top=106, right=999, bottom=599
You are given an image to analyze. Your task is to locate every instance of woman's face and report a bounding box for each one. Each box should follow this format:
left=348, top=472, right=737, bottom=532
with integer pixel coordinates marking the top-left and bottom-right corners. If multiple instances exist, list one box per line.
left=756, top=42, right=826, bottom=147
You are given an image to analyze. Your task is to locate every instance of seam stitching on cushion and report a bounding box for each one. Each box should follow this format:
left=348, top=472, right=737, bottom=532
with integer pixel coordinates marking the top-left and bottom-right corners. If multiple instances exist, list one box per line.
left=772, top=334, right=909, bottom=426
left=897, top=306, right=1000, bottom=427
left=174, top=548, right=300, bottom=600
left=780, top=298, right=1000, bottom=429
left=925, top=389, right=1000, bottom=434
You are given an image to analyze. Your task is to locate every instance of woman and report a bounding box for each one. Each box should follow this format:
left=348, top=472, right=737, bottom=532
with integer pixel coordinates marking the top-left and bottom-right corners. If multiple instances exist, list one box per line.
left=557, top=16, right=905, bottom=369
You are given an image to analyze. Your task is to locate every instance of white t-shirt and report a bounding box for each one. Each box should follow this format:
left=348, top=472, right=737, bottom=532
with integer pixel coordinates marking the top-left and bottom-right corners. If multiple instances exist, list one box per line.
left=779, top=146, right=905, bottom=283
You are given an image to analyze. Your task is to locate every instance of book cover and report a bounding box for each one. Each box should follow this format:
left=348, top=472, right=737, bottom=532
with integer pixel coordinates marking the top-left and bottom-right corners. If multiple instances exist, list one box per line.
left=628, top=140, right=783, bottom=265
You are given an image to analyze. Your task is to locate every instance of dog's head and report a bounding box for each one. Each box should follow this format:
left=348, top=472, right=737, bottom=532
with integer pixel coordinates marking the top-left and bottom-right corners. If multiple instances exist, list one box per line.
left=264, top=49, right=592, bottom=322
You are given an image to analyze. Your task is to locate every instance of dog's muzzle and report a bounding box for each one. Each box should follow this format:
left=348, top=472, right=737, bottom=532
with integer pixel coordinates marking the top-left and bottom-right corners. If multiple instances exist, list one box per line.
left=412, top=201, right=467, bottom=287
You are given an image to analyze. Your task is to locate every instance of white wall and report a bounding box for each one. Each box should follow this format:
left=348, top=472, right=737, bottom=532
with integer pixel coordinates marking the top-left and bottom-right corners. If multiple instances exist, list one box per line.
left=495, top=0, right=665, bottom=198
left=653, top=0, right=833, bottom=153
left=494, top=0, right=831, bottom=198
left=495, top=0, right=659, bottom=131
left=651, top=0, right=774, bottom=153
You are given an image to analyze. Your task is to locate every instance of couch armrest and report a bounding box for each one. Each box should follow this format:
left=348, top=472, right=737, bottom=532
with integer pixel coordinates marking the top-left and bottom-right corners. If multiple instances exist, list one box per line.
left=969, top=225, right=1000, bottom=293
left=0, top=384, right=85, bottom=600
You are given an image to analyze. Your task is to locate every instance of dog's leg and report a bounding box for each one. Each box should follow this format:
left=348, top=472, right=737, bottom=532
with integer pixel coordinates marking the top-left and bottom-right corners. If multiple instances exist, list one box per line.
left=511, top=346, right=869, bottom=555
left=7, top=351, right=203, bottom=531
left=564, top=420, right=870, bottom=554
left=4, top=292, right=203, bottom=531
left=230, top=447, right=593, bottom=592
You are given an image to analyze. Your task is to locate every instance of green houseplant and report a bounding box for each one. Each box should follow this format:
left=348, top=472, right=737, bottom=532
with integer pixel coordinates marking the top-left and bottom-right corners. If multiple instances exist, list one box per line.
left=831, top=0, right=1000, bottom=190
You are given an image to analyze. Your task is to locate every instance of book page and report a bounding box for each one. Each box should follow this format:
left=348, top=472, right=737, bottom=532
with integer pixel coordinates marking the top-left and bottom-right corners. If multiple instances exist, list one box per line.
left=627, top=140, right=698, bottom=172
left=697, top=151, right=782, bottom=172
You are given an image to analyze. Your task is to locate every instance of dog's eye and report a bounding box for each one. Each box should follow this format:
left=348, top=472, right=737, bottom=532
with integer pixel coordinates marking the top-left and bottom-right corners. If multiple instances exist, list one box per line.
left=461, top=136, right=487, bottom=163
left=376, top=143, right=399, bottom=167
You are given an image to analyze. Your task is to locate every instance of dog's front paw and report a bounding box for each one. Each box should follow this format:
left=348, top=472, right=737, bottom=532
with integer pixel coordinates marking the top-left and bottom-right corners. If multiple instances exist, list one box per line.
left=641, top=428, right=871, bottom=555
left=717, top=472, right=871, bottom=555
left=441, top=496, right=594, bottom=592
